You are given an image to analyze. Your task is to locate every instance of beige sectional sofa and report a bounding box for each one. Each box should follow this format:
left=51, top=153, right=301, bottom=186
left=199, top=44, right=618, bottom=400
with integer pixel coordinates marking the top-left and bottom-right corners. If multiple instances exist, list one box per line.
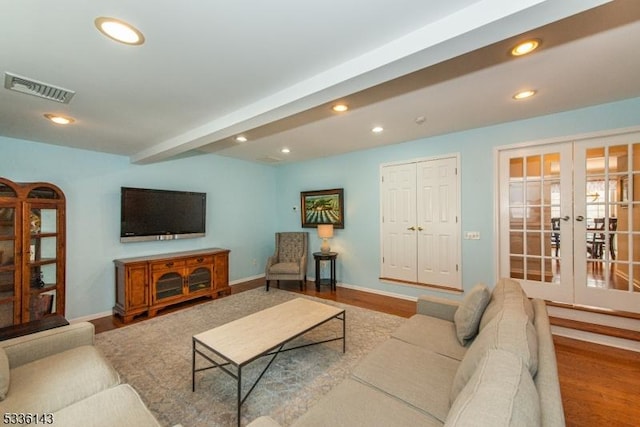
left=0, top=322, right=170, bottom=427
left=249, top=278, right=565, bottom=427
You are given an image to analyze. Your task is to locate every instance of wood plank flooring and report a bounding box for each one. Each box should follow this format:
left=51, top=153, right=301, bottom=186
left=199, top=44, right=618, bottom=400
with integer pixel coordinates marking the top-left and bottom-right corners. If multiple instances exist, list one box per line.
left=90, top=279, right=640, bottom=426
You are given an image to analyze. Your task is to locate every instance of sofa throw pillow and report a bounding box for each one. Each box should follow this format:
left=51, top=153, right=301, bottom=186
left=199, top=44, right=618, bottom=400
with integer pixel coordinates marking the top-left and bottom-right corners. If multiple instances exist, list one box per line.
left=445, top=349, right=540, bottom=427
left=454, top=284, right=491, bottom=346
left=0, top=347, right=9, bottom=400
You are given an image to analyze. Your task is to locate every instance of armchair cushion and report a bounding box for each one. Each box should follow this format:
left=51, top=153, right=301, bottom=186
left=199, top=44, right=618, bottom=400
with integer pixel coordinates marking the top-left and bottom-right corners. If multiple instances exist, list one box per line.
left=0, top=348, right=8, bottom=400
left=454, top=284, right=490, bottom=346
left=269, top=262, right=300, bottom=274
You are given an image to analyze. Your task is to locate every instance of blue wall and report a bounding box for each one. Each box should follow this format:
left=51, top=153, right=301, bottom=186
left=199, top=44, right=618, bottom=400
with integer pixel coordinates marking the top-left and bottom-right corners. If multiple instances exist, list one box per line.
left=0, top=138, right=277, bottom=319
left=2, top=96, right=639, bottom=319
left=275, top=97, right=640, bottom=300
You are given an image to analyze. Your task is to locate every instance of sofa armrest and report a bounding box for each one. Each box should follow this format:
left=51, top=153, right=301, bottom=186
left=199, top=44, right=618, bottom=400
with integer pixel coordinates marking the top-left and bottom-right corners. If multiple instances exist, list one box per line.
left=0, top=322, right=95, bottom=369
left=416, top=295, right=460, bottom=322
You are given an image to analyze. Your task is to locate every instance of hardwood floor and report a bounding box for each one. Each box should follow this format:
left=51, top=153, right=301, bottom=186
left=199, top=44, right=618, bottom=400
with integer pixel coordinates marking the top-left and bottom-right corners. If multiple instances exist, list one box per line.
left=90, top=279, right=640, bottom=426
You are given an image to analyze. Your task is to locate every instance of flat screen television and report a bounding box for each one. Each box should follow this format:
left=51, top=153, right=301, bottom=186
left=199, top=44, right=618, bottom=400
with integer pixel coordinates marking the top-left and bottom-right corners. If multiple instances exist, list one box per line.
left=120, top=187, right=206, bottom=242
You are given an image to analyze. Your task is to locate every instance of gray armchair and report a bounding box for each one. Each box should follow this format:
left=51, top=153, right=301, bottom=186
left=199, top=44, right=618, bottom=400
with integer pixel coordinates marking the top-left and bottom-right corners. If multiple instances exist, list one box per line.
left=265, top=232, right=308, bottom=291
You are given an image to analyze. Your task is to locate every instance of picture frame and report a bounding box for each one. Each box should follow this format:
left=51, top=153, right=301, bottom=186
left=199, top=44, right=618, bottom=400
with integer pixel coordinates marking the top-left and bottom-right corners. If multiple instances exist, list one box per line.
left=300, top=188, right=344, bottom=228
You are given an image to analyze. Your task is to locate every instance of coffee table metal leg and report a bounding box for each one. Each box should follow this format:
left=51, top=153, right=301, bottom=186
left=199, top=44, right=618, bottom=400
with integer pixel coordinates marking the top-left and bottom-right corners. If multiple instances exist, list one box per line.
left=343, top=311, right=346, bottom=353
left=237, top=367, right=242, bottom=427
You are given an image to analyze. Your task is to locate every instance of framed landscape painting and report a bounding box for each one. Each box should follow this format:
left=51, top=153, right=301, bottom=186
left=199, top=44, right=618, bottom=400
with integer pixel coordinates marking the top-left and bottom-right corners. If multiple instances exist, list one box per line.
left=300, top=188, right=344, bottom=228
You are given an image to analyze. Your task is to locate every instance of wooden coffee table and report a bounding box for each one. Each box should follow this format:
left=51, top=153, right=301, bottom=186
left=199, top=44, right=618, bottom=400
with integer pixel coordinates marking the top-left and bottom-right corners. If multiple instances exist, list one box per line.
left=192, top=298, right=346, bottom=426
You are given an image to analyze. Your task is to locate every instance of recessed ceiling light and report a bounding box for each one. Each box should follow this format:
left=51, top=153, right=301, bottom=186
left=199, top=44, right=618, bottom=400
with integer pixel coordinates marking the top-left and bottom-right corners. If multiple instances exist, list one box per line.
left=372, top=126, right=384, bottom=133
left=44, top=114, right=75, bottom=125
left=513, top=89, right=537, bottom=100
left=95, top=17, right=145, bottom=45
left=332, top=104, right=348, bottom=112
left=235, top=135, right=247, bottom=143
left=281, top=148, right=291, bottom=154
left=511, top=39, right=540, bottom=56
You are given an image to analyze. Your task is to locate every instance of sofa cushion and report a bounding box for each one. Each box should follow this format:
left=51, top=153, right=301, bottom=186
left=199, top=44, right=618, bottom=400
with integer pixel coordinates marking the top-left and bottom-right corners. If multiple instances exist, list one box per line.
left=445, top=349, right=540, bottom=427
left=53, top=384, right=161, bottom=427
left=454, top=284, right=490, bottom=346
left=0, top=347, right=8, bottom=400
left=392, top=314, right=467, bottom=361
left=269, top=262, right=300, bottom=274
left=352, top=338, right=459, bottom=422
left=0, top=345, right=120, bottom=414
left=292, top=378, right=443, bottom=427
left=450, top=308, right=538, bottom=402
left=479, top=278, right=534, bottom=331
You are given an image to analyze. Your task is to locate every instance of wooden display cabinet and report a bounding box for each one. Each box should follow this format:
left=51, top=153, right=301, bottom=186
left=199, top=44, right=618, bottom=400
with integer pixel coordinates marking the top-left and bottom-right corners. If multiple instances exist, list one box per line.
left=114, top=248, right=230, bottom=323
left=0, top=178, right=66, bottom=328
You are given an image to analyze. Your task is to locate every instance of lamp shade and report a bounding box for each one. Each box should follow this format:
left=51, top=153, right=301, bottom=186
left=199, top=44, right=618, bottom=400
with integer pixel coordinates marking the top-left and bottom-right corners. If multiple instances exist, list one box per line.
left=317, top=224, right=334, bottom=239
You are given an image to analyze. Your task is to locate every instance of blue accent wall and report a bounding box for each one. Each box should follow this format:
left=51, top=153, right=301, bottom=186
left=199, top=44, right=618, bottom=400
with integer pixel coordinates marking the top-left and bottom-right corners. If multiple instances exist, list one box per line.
left=0, top=138, right=277, bottom=319
left=275, top=97, right=640, bottom=300
left=2, top=97, right=639, bottom=319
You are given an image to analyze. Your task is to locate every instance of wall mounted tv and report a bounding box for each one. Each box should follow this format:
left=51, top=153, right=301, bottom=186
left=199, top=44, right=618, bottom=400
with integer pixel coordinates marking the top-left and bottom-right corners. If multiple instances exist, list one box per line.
left=120, top=187, right=206, bottom=243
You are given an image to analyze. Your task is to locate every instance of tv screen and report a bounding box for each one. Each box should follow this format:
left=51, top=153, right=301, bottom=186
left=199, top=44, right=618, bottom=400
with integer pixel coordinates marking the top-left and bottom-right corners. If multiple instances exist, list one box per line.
left=120, top=187, right=206, bottom=242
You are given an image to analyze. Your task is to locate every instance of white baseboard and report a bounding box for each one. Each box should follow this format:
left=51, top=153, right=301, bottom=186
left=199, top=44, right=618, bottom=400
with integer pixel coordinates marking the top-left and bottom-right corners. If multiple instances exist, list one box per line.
left=552, top=325, right=640, bottom=353
left=69, top=310, right=113, bottom=323
left=337, top=282, right=418, bottom=302
left=230, top=274, right=265, bottom=285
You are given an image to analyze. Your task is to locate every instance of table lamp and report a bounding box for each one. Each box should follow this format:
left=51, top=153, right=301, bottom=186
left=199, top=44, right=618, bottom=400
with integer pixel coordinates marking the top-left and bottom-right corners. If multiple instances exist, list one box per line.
left=317, top=224, right=333, bottom=253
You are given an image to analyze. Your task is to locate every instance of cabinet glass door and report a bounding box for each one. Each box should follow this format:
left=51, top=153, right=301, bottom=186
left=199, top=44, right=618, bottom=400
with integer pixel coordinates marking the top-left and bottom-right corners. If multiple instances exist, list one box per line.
left=0, top=202, right=18, bottom=327
left=26, top=206, right=59, bottom=321
left=188, top=267, right=211, bottom=293
left=155, top=272, right=183, bottom=301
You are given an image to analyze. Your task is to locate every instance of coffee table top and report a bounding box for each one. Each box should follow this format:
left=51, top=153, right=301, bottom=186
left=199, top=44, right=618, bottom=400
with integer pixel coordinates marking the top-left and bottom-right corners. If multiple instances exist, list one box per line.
left=193, top=298, right=344, bottom=366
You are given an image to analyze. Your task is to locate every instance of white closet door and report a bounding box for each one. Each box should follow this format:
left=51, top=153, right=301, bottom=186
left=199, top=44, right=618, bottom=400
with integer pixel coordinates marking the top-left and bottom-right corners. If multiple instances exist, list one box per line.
left=381, top=156, right=461, bottom=289
left=416, top=157, right=460, bottom=287
left=381, top=163, right=417, bottom=282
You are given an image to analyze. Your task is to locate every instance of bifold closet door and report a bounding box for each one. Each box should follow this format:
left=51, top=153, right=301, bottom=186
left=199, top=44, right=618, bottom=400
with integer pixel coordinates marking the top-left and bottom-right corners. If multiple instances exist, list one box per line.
left=381, top=156, right=460, bottom=289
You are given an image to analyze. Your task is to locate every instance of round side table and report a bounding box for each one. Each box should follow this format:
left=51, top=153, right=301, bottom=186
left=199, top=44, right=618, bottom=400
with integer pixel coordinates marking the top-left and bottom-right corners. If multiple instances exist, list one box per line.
left=313, top=252, right=338, bottom=291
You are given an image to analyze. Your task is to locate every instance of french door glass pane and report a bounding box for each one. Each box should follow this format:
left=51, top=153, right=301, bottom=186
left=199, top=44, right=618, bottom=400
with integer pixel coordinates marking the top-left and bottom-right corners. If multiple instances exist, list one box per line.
left=508, top=153, right=560, bottom=284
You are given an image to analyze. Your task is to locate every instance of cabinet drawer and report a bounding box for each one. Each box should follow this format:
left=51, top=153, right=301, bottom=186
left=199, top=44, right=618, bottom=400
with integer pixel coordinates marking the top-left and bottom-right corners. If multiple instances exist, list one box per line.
left=186, top=255, right=213, bottom=267
left=151, top=259, right=186, bottom=271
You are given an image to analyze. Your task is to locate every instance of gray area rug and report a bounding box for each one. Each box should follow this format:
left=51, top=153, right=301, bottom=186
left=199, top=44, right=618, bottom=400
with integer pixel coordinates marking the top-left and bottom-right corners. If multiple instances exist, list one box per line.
left=95, top=288, right=405, bottom=427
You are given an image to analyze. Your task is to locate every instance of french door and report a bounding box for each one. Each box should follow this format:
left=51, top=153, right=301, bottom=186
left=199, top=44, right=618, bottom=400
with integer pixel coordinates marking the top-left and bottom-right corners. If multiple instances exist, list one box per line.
left=499, top=132, right=640, bottom=314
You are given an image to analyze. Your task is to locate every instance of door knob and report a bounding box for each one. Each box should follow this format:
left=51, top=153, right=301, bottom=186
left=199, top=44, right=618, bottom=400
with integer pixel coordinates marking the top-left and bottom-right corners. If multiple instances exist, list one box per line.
left=576, top=215, right=584, bottom=222
left=407, top=226, right=416, bottom=231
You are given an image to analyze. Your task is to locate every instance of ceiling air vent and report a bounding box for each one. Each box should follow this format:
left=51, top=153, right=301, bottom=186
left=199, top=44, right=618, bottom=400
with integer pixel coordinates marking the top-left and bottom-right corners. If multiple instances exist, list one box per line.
left=257, top=156, right=283, bottom=164
left=4, top=72, right=75, bottom=104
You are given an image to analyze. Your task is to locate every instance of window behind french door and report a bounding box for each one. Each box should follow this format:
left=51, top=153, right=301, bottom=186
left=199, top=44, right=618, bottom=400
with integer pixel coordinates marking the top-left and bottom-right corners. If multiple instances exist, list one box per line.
left=498, top=132, right=640, bottom=314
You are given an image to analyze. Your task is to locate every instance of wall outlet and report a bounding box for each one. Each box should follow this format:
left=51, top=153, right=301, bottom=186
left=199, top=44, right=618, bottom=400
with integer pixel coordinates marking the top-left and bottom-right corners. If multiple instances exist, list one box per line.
left=464, top=231, right=481, bottom=240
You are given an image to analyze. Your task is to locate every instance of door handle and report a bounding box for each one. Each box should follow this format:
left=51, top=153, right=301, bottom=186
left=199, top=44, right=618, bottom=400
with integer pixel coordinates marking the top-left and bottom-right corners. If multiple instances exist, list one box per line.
left=407, top=226, right=416, bottom=231
left=418, top=226, right=424, bottom=231
left=561, top=216, right=570, bottom=222
left=576, top=215, right=584, bottom=222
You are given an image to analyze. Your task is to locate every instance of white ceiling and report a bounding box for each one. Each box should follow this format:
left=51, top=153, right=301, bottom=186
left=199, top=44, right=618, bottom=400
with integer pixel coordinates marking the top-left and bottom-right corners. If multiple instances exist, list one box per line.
left=2, top=1, right=639, bottom=166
